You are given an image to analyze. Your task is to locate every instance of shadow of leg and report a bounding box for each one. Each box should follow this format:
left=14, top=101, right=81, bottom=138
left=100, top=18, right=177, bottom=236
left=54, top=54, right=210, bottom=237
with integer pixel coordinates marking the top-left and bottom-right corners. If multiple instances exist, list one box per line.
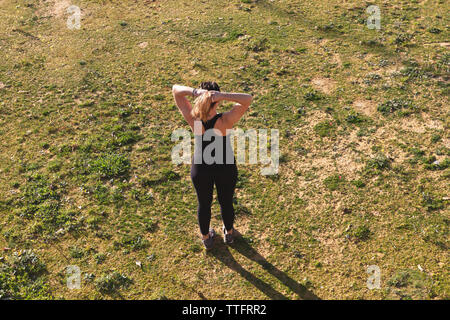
left=173, top=278, right=208, bottom=300
left=232, top=237, right=320, bottom=300
left=210, top=245, right=289, bottom=300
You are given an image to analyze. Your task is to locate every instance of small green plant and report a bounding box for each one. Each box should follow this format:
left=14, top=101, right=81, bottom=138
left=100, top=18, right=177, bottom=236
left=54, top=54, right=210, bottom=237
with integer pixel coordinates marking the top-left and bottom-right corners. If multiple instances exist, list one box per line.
left=393, top=33, right=413, bottom=45
left=377, top=98, right=416, bottom=116
left=400, top=66, right=424, bottom=81
left=245, top=37, right=268, bottom=52
left=352, top=180, right=366, bottom=188
left=304, top=90, right=321, bottom=101
left=323, top=174, right=344, bottom=191
left=421, top=192, right=444, bottom=211
left=119, top=235, right=150, bottom=251
left=95, top=271, right=132, bottom=294
left=69, top=246, right=85, bottom=259
left=48, top=160, right=62, bottom=172
left=314, top=120, right=335, bottom=137
left=92, top=184, right=110, bottom=204
left=421, top=217, right=448, bottom=249
left=144, top=219, right=158, bottom=233
left=345, top=112, right=365, bottom=124
left=387, top=269, right=431, bottom=297
left=111, top=130, right=142, bottom=147
left=431, top=134, right=441, bottom=143
left=152, top=94, right=165, bottom=101
left=353, top=225, right=370, bottom=240
left=90, top=153, right=130, bottom=179
left=388, top=270, right=411, bottom=288
left=428, top=27, right=442, bottom=34
left=366, top=153, right=390, bottom=171
left=424, top=158, right=449, bottom=171
left=363, top=73, right=382, bottom=85
left=346, top=224, right=371, bottom=241
left=94, top=253, right=107, bottom=264
left=20, top=175, right=60, bottom=209
left=161, top=168, right=180, bottom=181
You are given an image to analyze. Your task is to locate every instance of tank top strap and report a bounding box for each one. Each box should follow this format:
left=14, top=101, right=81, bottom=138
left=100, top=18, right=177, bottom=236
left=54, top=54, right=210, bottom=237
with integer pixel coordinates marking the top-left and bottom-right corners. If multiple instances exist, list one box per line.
left=201, top=113, right=223, bottom=130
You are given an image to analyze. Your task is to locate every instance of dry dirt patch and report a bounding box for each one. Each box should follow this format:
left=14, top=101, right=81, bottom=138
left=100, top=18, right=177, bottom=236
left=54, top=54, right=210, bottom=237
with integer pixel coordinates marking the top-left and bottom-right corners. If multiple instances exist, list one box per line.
left=397, top=114, right=444, bottom=134
left=52, top=0, right=72, bottom=18
left=37, top=0, right=77, bottom=19
left=332, top=53, right=342, bottom=67
left=312, top=77, right=336, bottom=95
left=424, top=42, right=450, bottom=48
left=353, top=99, right=377, bottom=117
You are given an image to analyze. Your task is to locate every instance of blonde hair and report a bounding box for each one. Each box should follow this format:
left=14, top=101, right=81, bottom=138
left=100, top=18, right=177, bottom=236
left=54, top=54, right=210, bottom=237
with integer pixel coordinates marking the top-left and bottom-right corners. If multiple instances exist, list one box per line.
left=191, top=91, right=215, bottom=122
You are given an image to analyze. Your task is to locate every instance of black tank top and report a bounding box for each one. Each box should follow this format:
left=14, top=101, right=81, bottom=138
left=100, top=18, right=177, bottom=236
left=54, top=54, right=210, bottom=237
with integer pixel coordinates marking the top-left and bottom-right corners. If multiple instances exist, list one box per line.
left=192, top=113, right=235, bottom=167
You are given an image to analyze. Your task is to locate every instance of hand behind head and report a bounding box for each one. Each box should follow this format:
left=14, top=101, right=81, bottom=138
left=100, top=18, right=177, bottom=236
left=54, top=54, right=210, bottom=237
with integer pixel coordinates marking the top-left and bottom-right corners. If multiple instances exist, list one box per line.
left=209, top=91, right=221, bottom=103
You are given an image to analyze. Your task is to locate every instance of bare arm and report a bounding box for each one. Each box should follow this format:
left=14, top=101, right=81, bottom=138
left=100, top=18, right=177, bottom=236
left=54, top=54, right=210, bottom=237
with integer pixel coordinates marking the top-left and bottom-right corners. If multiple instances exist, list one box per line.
left=171, top=84, right=206, bottom=129
left=213, top=92, right=253, bottom=127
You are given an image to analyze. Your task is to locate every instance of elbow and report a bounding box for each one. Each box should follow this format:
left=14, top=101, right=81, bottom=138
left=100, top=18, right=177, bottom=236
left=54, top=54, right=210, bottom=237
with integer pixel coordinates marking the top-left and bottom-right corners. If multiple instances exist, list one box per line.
left=171, top=84, right=179, bottom=95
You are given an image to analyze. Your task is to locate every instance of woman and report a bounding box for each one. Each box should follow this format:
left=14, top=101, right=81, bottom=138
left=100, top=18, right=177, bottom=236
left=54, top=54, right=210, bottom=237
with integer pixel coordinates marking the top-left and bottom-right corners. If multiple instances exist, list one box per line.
left=172, top=81, right=253, bottom=250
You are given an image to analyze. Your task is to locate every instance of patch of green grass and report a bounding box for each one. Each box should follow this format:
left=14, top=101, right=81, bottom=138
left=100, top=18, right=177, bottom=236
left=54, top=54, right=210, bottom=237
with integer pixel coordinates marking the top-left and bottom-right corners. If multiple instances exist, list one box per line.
left=421, top=217, right=448, bottom=250
left=48, top=159, right=62, bottom=172
left=351, top=179, right=366, bottom=188
left=304, top=90, right=322, bottom=101
left=387, top=269, right=432, bottom=299
left=245, top=37, right=269, bottom=52
left=90, top=153, right=131, bottom=179
left=345, top=111, right=366, bottom=124
left=10, top=174, right=82, bottom=240
left=314, top=120, right=335, bottom=137
left=393, top=33, right=414, bottom=45
left=0, top=250, right=52, bottom=299
left=377, top=98, right=417, bottom=116
left=365, top=153, right=391, bottom=171
left=388, top=270, right=412, bottom=288
left=144, top=218, right=158, bottom=233
left=95, top=271, right=133, bottom=294
left=69, top=246, right=85, bottom=259
left=19, top=175, right=60, bottom=215
left=116, top=235, right=150, bottom=252
left=323, top=174, right=344, bottom=191
left=421, top=192, right=444, bottom=212
left=346, top=224, right=371, bottom=241
left=430, top=134, right=441, bottom=143
left=94, top=253, right=107, bottom=265
left=91, top=184, right=111, bottom=204
left=424, top=157, right=449, bottom=171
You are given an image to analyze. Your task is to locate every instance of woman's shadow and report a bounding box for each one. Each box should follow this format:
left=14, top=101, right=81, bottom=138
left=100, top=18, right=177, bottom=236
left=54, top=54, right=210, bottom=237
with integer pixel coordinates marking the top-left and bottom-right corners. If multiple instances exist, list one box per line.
left=210, top=231, right=320, bottom=300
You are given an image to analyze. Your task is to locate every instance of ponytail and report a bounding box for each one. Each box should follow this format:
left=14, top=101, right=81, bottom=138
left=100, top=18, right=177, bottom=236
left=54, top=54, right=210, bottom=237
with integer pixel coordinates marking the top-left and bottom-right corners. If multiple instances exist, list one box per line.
left=191, top=91, right=215, bottom=122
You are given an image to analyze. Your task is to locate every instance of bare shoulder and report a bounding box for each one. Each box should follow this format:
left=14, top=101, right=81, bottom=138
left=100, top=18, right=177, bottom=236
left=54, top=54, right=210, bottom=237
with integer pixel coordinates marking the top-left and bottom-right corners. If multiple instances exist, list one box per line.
left=221, top=103, right=249, bottom=128
left=215, top=114, right=232, bottom=136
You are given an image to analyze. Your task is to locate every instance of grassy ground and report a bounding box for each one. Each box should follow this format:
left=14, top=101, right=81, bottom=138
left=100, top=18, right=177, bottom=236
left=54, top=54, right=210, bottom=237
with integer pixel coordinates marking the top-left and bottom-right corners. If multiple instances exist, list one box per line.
left=0, top=0, right=448, bottom=300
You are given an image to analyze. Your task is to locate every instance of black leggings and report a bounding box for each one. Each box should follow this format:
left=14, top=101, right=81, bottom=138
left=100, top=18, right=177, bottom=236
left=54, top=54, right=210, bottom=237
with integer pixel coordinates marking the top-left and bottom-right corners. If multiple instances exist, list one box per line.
left=191, top=164, right=238, bottom=236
